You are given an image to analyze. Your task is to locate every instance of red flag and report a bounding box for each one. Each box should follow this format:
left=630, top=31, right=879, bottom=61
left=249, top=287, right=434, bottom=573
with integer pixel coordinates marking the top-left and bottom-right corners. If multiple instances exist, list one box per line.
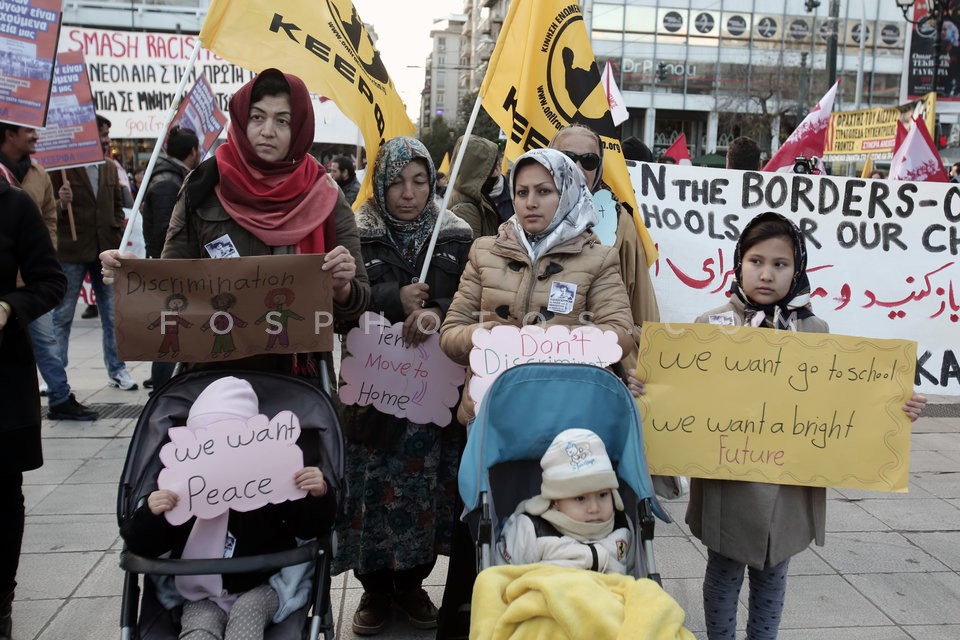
left=763, top=81, right=839, bottom=173
left=662, top=133, right=692, bottom=165
left=893, top=120, right=908, bottom=152
left=889, top=114, right=949, bottom=183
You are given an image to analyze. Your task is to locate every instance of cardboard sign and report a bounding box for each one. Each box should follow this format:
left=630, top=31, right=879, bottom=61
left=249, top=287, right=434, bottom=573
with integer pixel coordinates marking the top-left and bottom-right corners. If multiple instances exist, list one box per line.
left=0, top=0, right=61, bottom=128
left=339, top=312, right=466, bottom=427
left=157, top=411, right=306, bottom=525
left=636, top=322, right=916, bottom=492
left=32, top=50, right=104, bottom=171
left=629, top=162, right=960, bottom=395
left=113, top=255, right=333, bottom=362
left=469, top=324, right=623, bottom=410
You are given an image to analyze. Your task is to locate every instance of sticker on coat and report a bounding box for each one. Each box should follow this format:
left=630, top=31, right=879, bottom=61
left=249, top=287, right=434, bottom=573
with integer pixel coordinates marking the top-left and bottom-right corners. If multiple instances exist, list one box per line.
left=547, top=281, right=577, bottom=314
left=205, top=234, right=240, bottom=259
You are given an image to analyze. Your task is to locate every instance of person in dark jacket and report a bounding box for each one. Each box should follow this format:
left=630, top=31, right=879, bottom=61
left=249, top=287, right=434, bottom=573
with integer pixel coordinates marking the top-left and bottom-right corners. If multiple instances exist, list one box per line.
left=140, top=126, right=200, bottom=391
left=447, top=135, right=501, bottom=239
left=333, top=136, right=471, bottom=636
left=330, top=155, right=361, bottom=205
left=0, top=177, right=67, bottom=640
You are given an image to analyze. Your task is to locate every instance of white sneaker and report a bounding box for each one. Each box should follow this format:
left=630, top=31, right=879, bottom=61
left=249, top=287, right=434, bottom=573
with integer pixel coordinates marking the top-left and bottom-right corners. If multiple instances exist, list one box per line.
left=39, top=382, right=48, bottom=397
left=109, top=369, right=139, bottom=391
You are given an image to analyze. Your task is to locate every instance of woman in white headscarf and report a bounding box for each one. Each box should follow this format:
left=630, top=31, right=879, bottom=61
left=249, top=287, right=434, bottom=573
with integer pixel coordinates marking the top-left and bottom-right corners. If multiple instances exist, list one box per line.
left=440, top=148, right=635, bottom=426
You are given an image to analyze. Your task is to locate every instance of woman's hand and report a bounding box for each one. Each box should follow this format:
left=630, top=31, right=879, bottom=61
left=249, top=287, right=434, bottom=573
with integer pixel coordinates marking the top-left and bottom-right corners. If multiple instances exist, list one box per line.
left=402, top=307, right=442, bottom=346
left=626, top=368, right=646, bottom=398
left=147, top=489, right=179, bottom=515
left=295, top=467, right=328, bottom=497
left=399, top=282, right=430, bottom=316
left=99, top=249, right=138, bottom=286
left=903, top=392, right=927, bottom=423
left=322, top=245, right=356, bottom=304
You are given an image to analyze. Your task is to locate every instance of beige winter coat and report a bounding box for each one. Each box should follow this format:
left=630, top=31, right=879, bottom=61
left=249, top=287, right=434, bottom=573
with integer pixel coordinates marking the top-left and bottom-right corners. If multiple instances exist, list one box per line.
left=685, top=297, right=829, bottom=569
left=440, top=221, right=636, bottom=425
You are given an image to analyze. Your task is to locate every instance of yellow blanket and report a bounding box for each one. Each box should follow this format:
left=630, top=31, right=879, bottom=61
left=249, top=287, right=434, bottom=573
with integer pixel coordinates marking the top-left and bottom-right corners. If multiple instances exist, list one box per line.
left=470, top=565, right=696, bottom=640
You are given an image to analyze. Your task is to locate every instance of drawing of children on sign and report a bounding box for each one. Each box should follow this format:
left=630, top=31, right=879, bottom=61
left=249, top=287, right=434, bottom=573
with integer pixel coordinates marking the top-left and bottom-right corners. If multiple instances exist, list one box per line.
left=146, top=294, right=194, bottom=357
left=200, top=292, right=248, bottom=358
left=255, top=287, right=303, bottom=350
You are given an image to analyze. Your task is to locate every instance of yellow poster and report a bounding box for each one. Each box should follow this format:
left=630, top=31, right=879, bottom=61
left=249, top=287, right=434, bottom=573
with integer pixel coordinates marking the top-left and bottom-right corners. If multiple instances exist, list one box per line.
left=199, top=0, right=415, bottom=208
left=636, top=322, right=916, bottom=492
left=479, top=0, right=657, bottom=266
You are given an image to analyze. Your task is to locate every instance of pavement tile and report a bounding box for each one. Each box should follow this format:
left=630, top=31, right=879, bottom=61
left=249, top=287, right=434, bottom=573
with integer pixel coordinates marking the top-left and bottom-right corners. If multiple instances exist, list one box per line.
left=67, top=457, right=126, bottom=484
left=845, top=572, right=960, bottom=625
left=22, top=458, right=84, bottom=485
left=38, top=437, right=111, bottom=460
left=73, top=551, right=125, bottom=597
left=777, top=628, right=910, bottom=639
left=901, top=532, right=960, bottom=571
left=856, top=498, right=960, bottom=531
left=8, top=599, right=60, bottom=640
left=660, top=576, right=717, bottom=633
left=812, top=531, right=948, bottom=573
left=779, top=574, right=891, bottom=628
left=29, top=482, right=116, bottom=516
left=911, top=471, right=960, bottom=499
left=912, top=433, right=960, bottom=451
left=655, top=536, right=709, bottom=579
left=22, top=516, right=119, bottom=554
left=908, top=450, right=960, bottom=472
left=35, top=595, right=121, bottom=640
left=16, top=551, right=102, bottom=599
left=901, top=625, right=960, bottom=639
left=825, top=498, right=891, bottom=532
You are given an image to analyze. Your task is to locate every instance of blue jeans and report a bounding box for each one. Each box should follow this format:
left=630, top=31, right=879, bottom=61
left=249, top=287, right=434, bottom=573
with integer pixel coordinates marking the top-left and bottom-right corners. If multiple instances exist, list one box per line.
left=27, top=310, right=71, bottom=406
left=54, top=261, right=125, bottom=377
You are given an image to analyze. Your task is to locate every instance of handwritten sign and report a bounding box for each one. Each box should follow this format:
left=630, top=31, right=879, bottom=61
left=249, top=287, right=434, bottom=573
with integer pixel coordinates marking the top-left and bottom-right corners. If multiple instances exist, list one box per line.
left=629, top=162, right=960, bottom=395
left=339, top=312, right=466, bottom=427
left=636, top=322, right=916, bottom=492
left=469, top=325, right=623, bottom=410
left=157, top=411, right=306, bottom=524
left=113, top=255, right=333, bottom=362
left=0, top=0, right=61, bottom=128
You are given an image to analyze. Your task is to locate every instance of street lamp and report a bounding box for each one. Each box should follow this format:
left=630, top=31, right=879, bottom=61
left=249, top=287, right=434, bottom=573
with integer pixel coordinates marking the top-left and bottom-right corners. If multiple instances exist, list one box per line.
left=894, top=0, right=952, bottom=97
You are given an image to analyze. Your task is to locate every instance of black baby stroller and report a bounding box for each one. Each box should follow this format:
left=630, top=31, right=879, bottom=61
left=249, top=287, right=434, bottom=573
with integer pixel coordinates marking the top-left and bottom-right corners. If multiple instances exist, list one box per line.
left=458, top=363, right=671, bottom=582
left=117, top=369, right=345, bottom=640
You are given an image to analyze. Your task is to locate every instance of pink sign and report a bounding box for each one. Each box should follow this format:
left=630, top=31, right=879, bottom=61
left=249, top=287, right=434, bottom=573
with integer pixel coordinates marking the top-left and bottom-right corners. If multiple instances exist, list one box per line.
left=468, top=325, right=623, bottom=410
left=157, top=411, right=306, bottom=525
left=0, top=0, right=62, bottom=128
left=339, top=312, right=466, bottom=427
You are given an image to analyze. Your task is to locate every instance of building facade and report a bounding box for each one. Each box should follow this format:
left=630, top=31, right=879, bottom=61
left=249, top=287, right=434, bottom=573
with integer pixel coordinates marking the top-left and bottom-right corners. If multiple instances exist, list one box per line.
left=419, top=15, right=468, bottom=131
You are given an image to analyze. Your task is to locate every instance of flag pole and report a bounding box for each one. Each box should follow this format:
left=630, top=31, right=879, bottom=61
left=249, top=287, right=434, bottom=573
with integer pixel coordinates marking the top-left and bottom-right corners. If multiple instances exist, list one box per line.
left=118, top=39, right=203, bottom=252
left=417, top=93, right=483, bottom=283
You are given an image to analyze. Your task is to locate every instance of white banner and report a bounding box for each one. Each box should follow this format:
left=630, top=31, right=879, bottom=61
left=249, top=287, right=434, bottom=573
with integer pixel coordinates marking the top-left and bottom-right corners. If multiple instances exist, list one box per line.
left=630, top=162, right=960, bottom=396
left=55, top=26, right=360, bottom=144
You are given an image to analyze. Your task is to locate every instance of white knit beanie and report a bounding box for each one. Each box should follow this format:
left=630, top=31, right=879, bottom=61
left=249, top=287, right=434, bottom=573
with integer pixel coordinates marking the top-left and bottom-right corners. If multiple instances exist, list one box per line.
left=186, top=376, right=259, bottom=429
left=525, top=428, right=623, bottom=516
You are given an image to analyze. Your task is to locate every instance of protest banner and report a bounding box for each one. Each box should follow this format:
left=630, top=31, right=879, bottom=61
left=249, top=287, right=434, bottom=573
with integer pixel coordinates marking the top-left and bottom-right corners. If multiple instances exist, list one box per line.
left=339, top=312, right=466, bottom=427
left=630, top=161, right=960, bottom=395
left=198, top=0, right=415, bottom=208
left=112, top=254, right=333, bottom=362
left=32, top=50, right=103, bottom=171
left=479, top=0, right=657, bottom=265
left=158, top=410, right=306, bottom=524
left=636, top=322, right=916, bottom=492
left=468, top=324, right=623, bottom=411
left=825, top=93, right=938, bottom=161
left=171, top=74, right=227, bottom=160
left=0, top=0, right=61, bottom=128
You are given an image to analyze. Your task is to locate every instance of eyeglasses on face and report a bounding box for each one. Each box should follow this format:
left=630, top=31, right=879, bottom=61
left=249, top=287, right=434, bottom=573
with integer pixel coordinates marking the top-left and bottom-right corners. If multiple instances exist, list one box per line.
left=560, top=150, right=601, bottom=171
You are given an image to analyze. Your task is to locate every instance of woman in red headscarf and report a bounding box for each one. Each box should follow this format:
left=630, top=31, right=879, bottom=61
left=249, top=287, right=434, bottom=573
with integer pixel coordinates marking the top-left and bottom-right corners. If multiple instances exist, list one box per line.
left=101, top=69, right=370, bottom=376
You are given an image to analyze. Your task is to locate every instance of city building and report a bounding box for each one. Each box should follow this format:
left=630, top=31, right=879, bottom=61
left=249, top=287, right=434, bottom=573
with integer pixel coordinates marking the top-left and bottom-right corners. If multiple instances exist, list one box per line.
left=419, top=15, right=469, bottom=132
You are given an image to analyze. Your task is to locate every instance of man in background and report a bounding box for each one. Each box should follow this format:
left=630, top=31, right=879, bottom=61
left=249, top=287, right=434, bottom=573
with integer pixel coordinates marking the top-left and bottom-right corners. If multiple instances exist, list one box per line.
left=140, top=126, right=200, bottom=391
left=50, top=115, right=138, bottom=391
left=726, top=136, right=762, bottom=171
left=0, top=123, right=98, bottom=420
left=330, top=155, right=361, bottom=205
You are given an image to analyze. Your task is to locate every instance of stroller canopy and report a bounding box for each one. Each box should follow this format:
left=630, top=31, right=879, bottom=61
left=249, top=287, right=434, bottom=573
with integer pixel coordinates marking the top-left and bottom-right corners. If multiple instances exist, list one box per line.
left=459, top=363, right=668, bottom=521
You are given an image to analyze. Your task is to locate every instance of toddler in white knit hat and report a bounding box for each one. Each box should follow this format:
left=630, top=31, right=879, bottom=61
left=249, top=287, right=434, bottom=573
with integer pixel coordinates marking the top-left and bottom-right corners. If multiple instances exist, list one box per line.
left=496, top=428, right=634, bottom=574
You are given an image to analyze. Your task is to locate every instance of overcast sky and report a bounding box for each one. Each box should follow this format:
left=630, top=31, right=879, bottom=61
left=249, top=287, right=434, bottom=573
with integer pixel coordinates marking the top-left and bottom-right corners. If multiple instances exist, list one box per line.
left=351, top=0, right=465, bottom=123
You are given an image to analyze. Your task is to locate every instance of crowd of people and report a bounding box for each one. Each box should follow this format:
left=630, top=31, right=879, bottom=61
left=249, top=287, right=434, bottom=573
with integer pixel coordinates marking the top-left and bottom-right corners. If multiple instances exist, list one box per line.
left=0, top=65, right=937, bottom=640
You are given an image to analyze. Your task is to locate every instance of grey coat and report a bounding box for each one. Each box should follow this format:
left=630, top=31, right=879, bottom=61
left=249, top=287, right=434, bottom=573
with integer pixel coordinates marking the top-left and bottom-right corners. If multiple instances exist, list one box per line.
left=685, top=297, right=829, bottom=569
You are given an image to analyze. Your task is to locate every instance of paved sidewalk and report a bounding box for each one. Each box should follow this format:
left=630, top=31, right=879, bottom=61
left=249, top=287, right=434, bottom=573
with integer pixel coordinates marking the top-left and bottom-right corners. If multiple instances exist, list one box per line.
left=12, top=315, right=960, bottom=639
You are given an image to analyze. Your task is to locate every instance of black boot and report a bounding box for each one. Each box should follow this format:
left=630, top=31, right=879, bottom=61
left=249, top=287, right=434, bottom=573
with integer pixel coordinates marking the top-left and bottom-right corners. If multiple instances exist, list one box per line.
left=0, top=589, right=12, bottom=640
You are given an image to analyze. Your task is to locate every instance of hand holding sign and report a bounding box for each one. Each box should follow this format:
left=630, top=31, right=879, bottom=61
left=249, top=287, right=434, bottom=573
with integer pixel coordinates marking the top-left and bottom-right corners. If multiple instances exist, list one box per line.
left=157, top=411, right=306, bottom=525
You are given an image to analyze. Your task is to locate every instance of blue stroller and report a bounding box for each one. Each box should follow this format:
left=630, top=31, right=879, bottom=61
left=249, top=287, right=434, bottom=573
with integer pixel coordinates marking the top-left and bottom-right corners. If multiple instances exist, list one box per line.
left=116, top=369, right=344, bottom=640
left=458, top=363, right=670, bottom=581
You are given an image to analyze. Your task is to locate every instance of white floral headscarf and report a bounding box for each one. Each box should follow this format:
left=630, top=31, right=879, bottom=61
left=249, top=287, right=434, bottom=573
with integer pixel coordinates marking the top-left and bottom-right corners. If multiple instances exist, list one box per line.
left=509, top=148, right=598, bottom=262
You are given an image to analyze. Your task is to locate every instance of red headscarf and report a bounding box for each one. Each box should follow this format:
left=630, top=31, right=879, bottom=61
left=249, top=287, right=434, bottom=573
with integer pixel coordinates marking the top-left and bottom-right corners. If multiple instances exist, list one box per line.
left=214, top=69, right=337, bottom=253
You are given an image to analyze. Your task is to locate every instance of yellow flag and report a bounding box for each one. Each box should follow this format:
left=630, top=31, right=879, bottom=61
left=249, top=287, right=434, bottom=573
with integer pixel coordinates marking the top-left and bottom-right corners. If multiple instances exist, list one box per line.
left=438, top=152, right=450, bottom=176
left=861, top=154, right=874, bottom=179
left=479, top=0, right=658, bottom=265
left=199, top=0, right=414, bottom=208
